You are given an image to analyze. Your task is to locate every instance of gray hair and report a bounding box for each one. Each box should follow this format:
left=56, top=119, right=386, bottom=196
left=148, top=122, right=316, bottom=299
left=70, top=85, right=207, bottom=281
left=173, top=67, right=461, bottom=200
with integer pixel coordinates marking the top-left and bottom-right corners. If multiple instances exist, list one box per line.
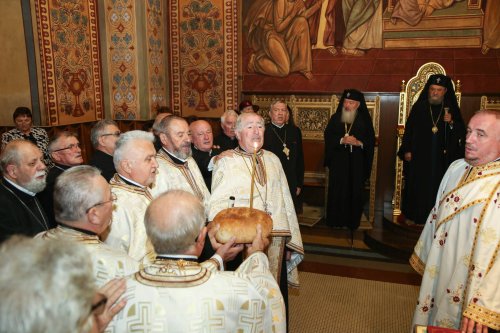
left=54, top=166, right=104, bottom=223
left=90, top=119, right=118, bottom=148
left=235, top=112, right=265, bottom=133
left=269, top=99, right=288, bottom=112
left=48, top=131, right=79, bottom=153
left=145, top=190, right=205, bottom=254
left=113, top=130, right=154, bottom=168
left=221, top=110, right=238, bottom=124
left=0, top=140, right=37, bottom=174
left=155, top=115, right=185, bottom=135
left=0, top=236, right=95, bottom=333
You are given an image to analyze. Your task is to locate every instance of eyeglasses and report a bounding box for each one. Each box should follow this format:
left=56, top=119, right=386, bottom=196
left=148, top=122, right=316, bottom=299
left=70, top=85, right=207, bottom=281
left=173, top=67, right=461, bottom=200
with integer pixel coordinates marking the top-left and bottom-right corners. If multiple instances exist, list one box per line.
left=52, top=143, right=81, bottom=153
left=101, top=131, right=121, bottom=137
left=90, top=293, right=107, bottom=316
left=85, top=193, right=117, bottom=213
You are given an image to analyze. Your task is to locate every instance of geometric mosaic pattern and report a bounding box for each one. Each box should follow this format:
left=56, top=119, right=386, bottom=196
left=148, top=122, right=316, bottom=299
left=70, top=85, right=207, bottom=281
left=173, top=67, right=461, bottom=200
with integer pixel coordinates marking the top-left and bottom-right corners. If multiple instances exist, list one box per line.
left=105, top=0, right=139, bottom=120
left=34, top=0, right=103, bottom=125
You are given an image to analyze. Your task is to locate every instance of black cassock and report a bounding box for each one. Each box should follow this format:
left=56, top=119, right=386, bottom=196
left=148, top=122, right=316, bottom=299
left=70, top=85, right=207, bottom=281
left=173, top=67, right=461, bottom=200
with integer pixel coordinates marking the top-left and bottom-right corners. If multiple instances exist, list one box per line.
left=324, top=111, right=375, bottom=229
left=263, top=123, right=305, bottom=208
left=398, top=101, right=465, bottom=224
left=214, top=133, right=238, bottom=152
left=89, top=149, right=116, bottom=182
left=0, top=179, right=51, bottom=243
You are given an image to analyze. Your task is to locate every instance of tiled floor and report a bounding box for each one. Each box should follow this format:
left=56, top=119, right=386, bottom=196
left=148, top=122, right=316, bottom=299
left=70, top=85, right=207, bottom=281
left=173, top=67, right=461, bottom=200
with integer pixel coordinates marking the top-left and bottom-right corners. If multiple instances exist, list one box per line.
left=242, top=47, right=500, bottom=94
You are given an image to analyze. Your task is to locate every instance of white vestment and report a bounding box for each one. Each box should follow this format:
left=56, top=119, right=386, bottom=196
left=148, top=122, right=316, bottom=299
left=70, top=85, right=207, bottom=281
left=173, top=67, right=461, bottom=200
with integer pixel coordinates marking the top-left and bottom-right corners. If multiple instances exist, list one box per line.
left=104, top=174, right=155, bottom=263
left=208, top=148, right=304, bottom=287
left=411, top=159, right=500, bottom=330
left=151, top=149, right=211, bottom=215
left=106, top=252, right=286, bottom=333
left=36, top=226, right=139, bottom=286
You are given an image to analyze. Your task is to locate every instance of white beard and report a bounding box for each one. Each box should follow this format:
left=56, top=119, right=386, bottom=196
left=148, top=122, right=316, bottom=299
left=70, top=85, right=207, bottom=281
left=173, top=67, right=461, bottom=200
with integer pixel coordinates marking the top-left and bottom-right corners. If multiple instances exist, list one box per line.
left=341, top=108, right=357, bottom=124
left=22, top=172, right=47, bottom=193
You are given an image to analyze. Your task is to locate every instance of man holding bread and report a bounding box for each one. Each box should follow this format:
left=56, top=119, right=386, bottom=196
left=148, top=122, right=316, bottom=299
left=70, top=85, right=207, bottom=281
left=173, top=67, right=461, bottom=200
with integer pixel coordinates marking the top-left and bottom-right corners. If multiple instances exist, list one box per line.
left=107, top=190, right=286, bottom=333
left=208, top=112, right=304, bottom=322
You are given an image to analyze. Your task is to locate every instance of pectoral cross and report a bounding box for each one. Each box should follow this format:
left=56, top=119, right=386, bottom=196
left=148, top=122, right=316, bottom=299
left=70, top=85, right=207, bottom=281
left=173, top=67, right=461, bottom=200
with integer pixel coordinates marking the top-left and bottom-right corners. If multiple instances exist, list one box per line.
left=282, top=144, right=290, bottom=160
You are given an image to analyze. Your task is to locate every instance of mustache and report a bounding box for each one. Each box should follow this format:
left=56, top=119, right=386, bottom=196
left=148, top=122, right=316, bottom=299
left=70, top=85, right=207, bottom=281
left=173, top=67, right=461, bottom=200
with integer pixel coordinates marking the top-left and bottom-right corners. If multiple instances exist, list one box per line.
left=35, top=171, right=46, bottom=178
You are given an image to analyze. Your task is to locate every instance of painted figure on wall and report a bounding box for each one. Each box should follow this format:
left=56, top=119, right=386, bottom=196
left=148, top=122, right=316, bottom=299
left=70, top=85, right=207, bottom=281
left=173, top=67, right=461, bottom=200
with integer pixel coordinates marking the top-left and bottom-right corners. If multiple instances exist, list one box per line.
left=482, top=0, right=500, bottom=55
left=391, top=0, right=462, bottom=26
left=244, top=0, right=325, bottom=80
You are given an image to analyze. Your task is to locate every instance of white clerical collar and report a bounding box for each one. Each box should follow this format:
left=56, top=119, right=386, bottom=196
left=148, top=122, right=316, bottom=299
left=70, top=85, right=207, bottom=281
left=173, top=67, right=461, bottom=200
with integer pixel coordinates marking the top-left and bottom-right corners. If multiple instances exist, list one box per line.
left=157, top=254, right=198, bottom=260
left=117, top=174, right=146, bottom=189
left=272, top=122, right=285, bottom=129
left=162, top=147, right=188, bottom=163
left=3, top=177, right=36, bottom=196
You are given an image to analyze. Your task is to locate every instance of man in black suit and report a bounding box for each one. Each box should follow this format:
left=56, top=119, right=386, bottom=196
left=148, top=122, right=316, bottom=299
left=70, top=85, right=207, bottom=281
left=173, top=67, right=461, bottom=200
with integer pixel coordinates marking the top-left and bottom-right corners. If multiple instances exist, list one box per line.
left=214, top=110, right=238, bottom=151
left=89, top=119, right=121, bottom=181
left=189, top=120, right=222, bottom=190
left=0, top=140, right=51, bottom=242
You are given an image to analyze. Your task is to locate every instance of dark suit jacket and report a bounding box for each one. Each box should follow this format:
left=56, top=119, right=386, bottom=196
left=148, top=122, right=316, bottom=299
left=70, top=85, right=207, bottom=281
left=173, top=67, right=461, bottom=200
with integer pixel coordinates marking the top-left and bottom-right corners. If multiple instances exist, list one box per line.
left=89, top=150, right=116, bottom=181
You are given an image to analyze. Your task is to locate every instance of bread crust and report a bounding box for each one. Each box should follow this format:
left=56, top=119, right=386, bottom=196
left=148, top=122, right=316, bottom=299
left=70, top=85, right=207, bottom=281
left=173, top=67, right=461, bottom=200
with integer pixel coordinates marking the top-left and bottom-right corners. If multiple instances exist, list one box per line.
left=211, top=207, right=272, bottom=243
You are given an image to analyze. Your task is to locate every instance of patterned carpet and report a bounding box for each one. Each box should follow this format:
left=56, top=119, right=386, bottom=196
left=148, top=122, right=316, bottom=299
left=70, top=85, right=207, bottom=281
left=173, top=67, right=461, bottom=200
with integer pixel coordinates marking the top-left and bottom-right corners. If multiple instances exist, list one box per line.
left=289, top=271, right=419, bottom=333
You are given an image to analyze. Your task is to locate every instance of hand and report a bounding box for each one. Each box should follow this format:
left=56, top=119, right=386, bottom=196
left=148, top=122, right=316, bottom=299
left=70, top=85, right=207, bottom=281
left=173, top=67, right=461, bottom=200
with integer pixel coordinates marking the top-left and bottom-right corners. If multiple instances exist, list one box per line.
left=404, top=152, right=412, bottom=162
left=208, top=223, right=244, bottom=262
left=286, top=249, right=292, bottom=261
left=246, top=224, right=269, bottom=255
left=460, top=316, right=489, bottom=333
left=296, top=187, right=301, bottom=196
left=95, top=278, right=127, bottom=333
left=341, top=135, right=355, bottom=145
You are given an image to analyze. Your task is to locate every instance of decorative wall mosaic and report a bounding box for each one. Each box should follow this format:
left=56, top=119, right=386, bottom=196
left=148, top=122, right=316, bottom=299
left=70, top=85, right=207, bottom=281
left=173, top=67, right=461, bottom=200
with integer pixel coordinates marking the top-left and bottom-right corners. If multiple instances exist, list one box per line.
left=105, top=0, right=139, bottom=120
left=34, top=0, right=103, bottom=125
left=146, top=0, right=167, bottom=115
left=169, top=0, right=238, bottom=117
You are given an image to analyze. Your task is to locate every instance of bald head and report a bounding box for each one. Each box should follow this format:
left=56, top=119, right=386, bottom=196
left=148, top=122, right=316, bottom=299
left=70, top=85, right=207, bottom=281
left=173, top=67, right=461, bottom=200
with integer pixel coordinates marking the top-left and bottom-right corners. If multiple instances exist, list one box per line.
left=145, top=190, right=205, bottom=254
left=190, top=120, right=213, bottom=152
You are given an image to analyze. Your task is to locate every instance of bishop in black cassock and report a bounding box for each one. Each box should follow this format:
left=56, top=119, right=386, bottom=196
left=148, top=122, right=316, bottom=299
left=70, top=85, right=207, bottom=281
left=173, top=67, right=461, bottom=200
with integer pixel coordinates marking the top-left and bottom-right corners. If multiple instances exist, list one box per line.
left=324, top=89, right=375, bottom=230
left=397, top=74, right=465, bottom=225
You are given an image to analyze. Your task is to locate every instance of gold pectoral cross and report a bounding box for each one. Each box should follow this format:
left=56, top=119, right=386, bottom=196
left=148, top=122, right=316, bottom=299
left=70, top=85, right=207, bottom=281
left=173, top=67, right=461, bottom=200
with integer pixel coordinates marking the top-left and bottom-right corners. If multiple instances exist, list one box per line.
left=282, top=144, right=290, bottom=159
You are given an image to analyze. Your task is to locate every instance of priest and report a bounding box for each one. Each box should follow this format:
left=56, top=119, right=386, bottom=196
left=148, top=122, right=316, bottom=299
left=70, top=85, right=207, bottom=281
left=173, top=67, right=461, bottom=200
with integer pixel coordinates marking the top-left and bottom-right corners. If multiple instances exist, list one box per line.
left=103, top=130, right=158, bottom=263
left=411, top=110, right=500, bottom=332
left=398, top=74, right=465, bottom=225
left=151, top=116, right=210, bottom=214
left=37, top=165, right=139, bottom=286
left=0, top=140, right=51, bottom=242
left=107, top=190, right=286, bottom=332
left=263, top=100, right=304, bottom=209
left=208, top=112, right=304, bottom=324
left=324, top=89, right=375, bottom=230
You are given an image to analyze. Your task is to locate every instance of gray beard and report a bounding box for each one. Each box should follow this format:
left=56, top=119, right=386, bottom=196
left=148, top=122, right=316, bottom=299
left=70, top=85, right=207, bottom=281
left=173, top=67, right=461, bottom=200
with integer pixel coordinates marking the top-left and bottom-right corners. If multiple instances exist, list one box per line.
left=173, top=146, right=192, bottom=160
left=341, top=108, right=357, bottom=124
left=22, top=177, right=47, bottom=193
left=428, top=96, right=444, bottom=106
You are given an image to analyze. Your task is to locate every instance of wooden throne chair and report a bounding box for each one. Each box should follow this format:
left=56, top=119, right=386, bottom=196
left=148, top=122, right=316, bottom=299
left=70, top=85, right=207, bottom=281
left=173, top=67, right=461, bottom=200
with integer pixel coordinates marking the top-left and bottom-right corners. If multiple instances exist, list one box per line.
left=392, top=62, right=461, bottom=221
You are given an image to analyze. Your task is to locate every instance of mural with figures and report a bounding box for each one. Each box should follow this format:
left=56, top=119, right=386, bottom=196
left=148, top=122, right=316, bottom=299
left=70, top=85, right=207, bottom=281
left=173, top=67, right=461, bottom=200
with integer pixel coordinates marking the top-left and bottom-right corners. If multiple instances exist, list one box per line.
left=169, top=0, right=238, bottom=117
left=34, top=0, right=103, bottom=125
left=241, top=0, right=498, bottom=92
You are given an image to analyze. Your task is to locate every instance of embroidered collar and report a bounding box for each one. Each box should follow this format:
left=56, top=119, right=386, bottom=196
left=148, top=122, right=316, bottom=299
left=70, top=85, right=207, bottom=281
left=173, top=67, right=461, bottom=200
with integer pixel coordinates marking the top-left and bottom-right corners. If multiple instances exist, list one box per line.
left=118, top=174, right=146, bottom=189
left=162, top=148, right=187, bottom=164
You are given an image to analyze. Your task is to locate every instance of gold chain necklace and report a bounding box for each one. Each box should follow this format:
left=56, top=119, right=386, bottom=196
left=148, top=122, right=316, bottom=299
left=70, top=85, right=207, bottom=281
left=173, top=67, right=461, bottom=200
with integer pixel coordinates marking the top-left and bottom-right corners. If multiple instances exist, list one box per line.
left=271, top=125, right=290, bottom=160
left=429, top=103, right=443, bottom=134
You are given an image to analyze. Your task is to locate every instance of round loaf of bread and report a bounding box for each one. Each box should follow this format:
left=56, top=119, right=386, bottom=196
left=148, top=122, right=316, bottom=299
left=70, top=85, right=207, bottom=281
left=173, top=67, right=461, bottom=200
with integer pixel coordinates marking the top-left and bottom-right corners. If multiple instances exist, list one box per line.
left=211, top=207, right=273, bottom=243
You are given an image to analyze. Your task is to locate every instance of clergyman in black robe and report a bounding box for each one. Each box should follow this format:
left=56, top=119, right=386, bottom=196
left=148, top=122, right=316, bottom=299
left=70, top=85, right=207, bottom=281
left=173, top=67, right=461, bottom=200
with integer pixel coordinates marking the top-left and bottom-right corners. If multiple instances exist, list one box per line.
left=263, top=101, right=305, bottom=210
left=324, top=89, right=375, bottom=230
left=397, top=74, right=465, bottom=225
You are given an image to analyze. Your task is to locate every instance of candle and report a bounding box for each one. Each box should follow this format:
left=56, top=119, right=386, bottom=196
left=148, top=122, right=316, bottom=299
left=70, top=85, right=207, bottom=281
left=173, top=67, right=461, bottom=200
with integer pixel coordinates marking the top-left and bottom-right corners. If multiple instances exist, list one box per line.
left=249, top=142, right=258, bottom=209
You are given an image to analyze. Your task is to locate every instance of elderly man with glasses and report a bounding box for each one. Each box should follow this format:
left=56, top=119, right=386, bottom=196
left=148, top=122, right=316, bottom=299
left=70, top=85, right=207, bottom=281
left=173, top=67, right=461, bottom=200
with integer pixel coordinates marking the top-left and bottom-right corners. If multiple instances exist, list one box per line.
left=36, top=165, right=139, bottom=286
left=89, top=120, right=121, bottom=181
left=0, top=236, right=126, bottom=333
left=39, top=131, right=84, bottom=226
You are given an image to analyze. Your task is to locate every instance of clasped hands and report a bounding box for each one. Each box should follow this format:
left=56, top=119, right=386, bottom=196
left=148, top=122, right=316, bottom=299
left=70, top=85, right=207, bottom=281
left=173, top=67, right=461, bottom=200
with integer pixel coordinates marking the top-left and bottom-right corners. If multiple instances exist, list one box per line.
left=342, top=135, right=362, bottom=147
